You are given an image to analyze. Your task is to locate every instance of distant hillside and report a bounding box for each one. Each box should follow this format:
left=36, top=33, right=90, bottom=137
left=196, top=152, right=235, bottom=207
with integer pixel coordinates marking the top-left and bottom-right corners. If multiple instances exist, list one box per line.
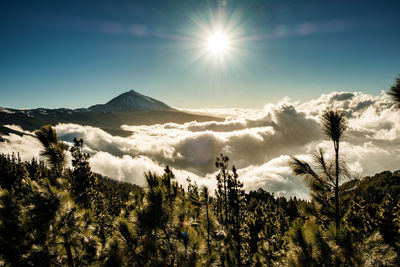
left=88, top=90, right=172, bottom=112
left=0, top=90, right=223, bottom=137
left=340, top=170, right=400, bottom=208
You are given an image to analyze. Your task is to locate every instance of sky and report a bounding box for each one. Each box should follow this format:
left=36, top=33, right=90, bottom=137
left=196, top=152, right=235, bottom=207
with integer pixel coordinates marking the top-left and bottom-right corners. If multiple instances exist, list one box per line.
left=1, top=0, right=400, bottom=109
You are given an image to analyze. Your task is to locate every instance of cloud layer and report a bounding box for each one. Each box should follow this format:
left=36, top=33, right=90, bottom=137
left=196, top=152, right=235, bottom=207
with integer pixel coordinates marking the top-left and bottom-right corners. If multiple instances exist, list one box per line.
left=1, top=91, right=399, bottom=199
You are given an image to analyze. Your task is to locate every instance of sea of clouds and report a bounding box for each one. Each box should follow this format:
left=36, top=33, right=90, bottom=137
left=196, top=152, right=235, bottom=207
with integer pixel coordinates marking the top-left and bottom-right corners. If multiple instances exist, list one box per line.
left=1, top=91, right=400, bottom=199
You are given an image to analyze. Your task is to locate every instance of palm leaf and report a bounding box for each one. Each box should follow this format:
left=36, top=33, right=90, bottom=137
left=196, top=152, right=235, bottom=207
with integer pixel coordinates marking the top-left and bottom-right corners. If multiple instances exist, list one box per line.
left=388, top=75, right=400, bottom=107
left=321, top=110, right=347, bottom=143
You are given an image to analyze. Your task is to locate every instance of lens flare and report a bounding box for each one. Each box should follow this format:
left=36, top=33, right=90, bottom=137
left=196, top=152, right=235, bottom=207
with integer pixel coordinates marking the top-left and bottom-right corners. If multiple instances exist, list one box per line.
left=177, top=2, right=252, bottom=70
left=207, top=31, right=229, bottom=55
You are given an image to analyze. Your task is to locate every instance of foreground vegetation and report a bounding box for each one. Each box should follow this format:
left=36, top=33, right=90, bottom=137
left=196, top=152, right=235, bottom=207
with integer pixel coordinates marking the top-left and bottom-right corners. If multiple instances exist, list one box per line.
left=1, top=77, right=400, bottom=266
left=0, top=126, right=399, bottom=266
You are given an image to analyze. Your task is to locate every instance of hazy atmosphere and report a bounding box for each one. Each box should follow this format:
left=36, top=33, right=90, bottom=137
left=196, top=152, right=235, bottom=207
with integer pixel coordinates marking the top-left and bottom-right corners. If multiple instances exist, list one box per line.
left=1, top=1, right=400, bottom=266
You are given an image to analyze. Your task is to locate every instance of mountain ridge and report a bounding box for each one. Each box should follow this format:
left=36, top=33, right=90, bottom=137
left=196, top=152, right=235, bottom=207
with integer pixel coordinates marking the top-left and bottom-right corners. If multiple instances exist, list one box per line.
left=0, top=90, right=223, bottom=137
left=88, top=90, right=172, bottom=112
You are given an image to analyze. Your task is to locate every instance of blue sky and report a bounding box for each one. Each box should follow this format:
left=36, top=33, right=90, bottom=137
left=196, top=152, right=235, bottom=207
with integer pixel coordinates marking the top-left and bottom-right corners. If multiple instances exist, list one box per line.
left=1, top=0, right=399, bottom=109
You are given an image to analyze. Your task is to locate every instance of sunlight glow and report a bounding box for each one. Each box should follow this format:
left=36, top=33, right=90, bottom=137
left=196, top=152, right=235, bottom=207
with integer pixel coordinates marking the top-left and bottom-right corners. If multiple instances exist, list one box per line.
left=177, top=4, right=252, bottom=71
left=207, top=31, right=229, bottom=55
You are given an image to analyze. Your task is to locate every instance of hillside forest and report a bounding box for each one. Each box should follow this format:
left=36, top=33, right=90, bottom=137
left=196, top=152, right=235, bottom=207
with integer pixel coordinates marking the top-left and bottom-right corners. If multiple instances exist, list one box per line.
left=1, top=77, right=400, bottom=266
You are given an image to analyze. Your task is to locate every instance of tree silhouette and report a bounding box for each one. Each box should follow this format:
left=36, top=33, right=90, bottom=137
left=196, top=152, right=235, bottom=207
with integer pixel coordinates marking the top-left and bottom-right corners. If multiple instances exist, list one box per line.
left=388, top=75, right=400, bottom=107
left=291, top=109, right=348, bottom=230
left=2, top=119, right=400, bottom=266
left=215, top=154, right=247, bottom=266
left=216, top=154, right=230, bottom=226
left=35, top=125, right=66, bottom=177
left=201, top=186, right=211, bottom=255
left=70, top=137, right=99, bottom=210
left=321, top=110, right=347, bottom=230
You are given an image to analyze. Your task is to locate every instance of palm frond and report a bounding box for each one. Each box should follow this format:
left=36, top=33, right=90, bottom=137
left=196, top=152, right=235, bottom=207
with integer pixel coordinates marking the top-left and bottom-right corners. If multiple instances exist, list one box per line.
left=290, top=157, right=319, bottom=180
left=35, top=125, right=59, bottom=148
left=321, top=110, right=347, bottom=142
left=312, top=149, right=335, bottom=186
left=387, top=75, right=400, bottom=107
left=35, top=125, right=66, bottom=172
left=290, top=157, right=327, bottom=189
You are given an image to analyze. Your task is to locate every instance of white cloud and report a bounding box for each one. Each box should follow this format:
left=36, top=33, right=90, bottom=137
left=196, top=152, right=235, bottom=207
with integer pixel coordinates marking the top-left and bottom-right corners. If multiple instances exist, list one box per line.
left=89, top=152, right=164, bottom=186
left=0, top=133, right=42, bottom=161
left=1, top=91, right=400, bottom=199
left=4, top=124, right=32, bottom=135
left=238, top=155, right=310, bottom=199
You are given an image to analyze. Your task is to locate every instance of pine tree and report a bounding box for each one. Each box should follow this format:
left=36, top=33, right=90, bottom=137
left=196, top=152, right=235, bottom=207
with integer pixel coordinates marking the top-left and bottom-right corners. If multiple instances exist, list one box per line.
left=69, top=137, right=99, bottom=210
left=35, top=125, right=66, bottom=178
left=201, top=186, right=212, bottom=255
left=216, top=154, right=230, bottom=227
left=215, top=154, right=247, bottom=266
left=291, top=109, right=348, bottom=231
left=388, top=75, right=400, bottom=107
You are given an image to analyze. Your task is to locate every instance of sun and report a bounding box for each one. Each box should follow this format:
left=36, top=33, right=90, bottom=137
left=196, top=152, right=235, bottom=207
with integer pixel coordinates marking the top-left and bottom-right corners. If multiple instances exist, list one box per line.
left=207, top=31, right=230, bottom=55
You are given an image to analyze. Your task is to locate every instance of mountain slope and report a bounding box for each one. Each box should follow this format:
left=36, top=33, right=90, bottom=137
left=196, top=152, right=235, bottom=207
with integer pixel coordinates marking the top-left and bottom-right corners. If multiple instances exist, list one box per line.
left=88, top=90, right=172, bottom=112
left=0, top=90, right=223, bottom=137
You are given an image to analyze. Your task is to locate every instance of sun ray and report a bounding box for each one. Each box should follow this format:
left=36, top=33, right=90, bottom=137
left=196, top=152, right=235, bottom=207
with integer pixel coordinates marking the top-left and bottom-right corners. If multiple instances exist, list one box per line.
left=207, top=31, right=230, bottom=55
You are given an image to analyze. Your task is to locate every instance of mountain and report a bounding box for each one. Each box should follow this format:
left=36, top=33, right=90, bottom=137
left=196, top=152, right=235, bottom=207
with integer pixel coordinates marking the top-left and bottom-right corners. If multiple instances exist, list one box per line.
left=0, top=90, right=223, bottom=137
left=88, top=90, right=172, bottom=112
